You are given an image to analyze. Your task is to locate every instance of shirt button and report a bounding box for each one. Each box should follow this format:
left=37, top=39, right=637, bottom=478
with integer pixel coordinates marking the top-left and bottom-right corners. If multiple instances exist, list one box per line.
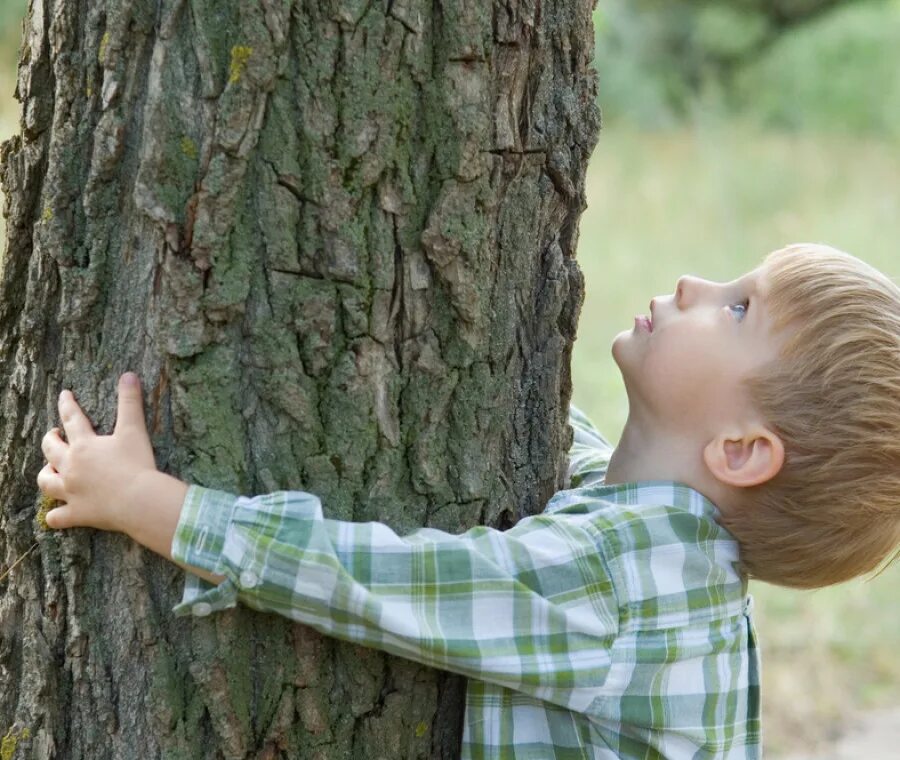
left=239, top=570, right=259, bottom=589
left=192, top=602, right=213, bottom=617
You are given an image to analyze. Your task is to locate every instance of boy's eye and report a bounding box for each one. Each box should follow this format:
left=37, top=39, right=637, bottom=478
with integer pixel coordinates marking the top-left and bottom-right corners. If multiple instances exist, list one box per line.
left=729, top=299, right=749, bottom=322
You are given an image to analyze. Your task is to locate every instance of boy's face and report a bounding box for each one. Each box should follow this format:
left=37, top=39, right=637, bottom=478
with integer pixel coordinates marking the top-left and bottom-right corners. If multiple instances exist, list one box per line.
left=612, top=263, right=783, bottom=439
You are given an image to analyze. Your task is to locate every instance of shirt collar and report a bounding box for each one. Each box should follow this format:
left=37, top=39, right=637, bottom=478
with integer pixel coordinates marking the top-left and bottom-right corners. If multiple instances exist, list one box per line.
left=588, top=478, right=725, bottom=522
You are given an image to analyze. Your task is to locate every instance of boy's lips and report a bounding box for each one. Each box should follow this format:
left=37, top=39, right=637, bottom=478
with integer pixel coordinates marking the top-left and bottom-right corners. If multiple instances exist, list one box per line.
left=635, top=315, right=652, bottom=332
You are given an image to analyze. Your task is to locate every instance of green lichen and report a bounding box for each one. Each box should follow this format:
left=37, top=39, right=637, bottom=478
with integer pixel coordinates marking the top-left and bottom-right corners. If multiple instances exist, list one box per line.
left=41, top=206, right=53, bottom=222
left=229, top=46, right=253, bottom=84
left=0, top=734, right=13, bottom=760
left=1, top=726, right=31, bottom=760
left=37, top=493, right=58, bottom=531
left=415, top=721, right=428, bottom=738
left=148, top=132, right=201, bottom=225
left=98, top=31, right=110, bottom=65
left=180, top=137, right=198, bottom=160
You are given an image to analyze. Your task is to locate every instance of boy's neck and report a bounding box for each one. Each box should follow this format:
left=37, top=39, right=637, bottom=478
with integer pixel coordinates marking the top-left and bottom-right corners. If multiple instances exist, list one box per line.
left=606, top=416, right=730, bottom=509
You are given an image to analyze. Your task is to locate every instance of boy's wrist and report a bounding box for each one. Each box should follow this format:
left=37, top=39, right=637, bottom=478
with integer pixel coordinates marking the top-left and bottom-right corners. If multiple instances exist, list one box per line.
left=121, top=474, right=227, bottom=586
left=119, top=470, right=190, bottom=555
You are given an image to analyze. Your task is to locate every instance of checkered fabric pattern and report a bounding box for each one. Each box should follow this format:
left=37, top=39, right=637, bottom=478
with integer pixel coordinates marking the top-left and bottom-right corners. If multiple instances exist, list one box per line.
left=171, top=405, right=761, bottom=759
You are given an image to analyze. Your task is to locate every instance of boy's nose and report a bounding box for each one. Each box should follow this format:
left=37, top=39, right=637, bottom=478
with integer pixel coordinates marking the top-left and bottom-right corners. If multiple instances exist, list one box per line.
left=675, top=274, right=711, bottom=308
left=675, top=276, right=691, bottom=307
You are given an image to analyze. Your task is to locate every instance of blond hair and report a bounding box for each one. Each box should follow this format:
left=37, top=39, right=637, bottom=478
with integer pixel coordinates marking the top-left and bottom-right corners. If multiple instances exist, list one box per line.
left=721, top=243, right=900, bottom=588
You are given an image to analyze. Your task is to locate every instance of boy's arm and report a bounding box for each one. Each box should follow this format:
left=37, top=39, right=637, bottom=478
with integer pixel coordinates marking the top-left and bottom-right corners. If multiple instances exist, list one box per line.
left=167, top=485, right=620, bottom=713
left=37, top=375, right=621, bottom=712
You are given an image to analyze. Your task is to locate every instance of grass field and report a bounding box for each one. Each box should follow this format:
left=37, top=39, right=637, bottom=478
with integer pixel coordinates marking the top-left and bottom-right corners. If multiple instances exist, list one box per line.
left=1, top=51, right=898, bottom=759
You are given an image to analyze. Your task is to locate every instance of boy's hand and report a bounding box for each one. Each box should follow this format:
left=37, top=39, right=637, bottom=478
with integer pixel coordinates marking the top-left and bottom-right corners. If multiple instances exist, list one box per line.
left=37, top=372, right=159, bottom=534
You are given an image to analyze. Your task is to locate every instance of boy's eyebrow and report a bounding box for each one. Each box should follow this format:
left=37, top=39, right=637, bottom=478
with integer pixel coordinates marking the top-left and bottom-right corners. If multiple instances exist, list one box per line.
left=730, top=273, right=766, bottom=327
left=746, top=273, right=769, bottom=328
left=754, top=271, right=772, bottom=306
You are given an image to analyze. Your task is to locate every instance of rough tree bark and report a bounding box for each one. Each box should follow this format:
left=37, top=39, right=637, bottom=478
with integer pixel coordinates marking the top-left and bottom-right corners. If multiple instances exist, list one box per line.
left=0, top=1, right=599, bottom=758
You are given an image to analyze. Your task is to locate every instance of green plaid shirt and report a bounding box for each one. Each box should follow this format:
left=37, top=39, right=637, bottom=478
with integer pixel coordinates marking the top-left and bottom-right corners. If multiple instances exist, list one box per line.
left=171, top=405, right=761, bottom=759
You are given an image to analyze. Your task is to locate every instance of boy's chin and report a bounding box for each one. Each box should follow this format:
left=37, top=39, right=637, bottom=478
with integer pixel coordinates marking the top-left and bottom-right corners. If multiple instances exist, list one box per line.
left=610, top=331, right=633, bottom=368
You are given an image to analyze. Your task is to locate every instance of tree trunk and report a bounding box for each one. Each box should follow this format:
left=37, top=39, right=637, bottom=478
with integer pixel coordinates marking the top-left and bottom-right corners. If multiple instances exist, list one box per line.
left=0, top=1, right=598, bottom=758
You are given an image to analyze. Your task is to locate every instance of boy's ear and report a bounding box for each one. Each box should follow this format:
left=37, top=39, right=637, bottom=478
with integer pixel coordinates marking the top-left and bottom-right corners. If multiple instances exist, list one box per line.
left=703, top=426, right=785, bottom=488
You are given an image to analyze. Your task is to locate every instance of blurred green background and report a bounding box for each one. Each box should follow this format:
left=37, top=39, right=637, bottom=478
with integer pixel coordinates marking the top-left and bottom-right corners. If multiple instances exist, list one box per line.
left=1, top=0, right=897, bottom=756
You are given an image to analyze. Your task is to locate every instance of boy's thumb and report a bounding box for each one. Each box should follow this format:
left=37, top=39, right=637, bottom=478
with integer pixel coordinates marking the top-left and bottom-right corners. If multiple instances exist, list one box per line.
left=115, top=372, right=146, bottom=434
left=45, top=507, right=70, bottom=529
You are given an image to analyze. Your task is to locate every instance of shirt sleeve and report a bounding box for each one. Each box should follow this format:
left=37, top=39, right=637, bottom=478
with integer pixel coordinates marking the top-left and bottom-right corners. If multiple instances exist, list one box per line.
left=567, top=403, right=614, bottom=488
left=170, top=485, right=620, bottom=712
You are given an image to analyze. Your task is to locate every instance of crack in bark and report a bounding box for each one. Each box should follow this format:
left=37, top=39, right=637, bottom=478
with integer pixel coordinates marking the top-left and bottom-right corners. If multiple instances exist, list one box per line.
left=482, top=148, right=546, bottom=155
left=388, top=217, right=405, bottom=374
left=274, top=173, right=320, bottom=206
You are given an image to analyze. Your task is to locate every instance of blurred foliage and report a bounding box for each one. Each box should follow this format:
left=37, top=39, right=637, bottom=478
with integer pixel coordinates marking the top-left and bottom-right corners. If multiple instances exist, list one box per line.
left=737, top=1, right=900, bottom=136
left=0, top=2, right=25, bottom=156
left=0, top=0, right=26, bottom=68
left=594, top=0, right=900, bottom=136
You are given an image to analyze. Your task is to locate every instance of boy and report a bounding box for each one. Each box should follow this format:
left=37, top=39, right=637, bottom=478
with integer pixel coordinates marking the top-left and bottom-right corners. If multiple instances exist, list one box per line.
left=37, top=243, right=900, bottom=758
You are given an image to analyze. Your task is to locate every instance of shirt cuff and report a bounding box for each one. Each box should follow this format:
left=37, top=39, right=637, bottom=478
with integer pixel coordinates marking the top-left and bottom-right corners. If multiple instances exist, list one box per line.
left=170, top=485, right=241, bottom=618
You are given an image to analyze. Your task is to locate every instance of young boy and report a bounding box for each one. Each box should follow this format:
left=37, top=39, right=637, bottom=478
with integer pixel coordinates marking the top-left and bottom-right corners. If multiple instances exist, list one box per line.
left=36, top=243, right=900, bottom=759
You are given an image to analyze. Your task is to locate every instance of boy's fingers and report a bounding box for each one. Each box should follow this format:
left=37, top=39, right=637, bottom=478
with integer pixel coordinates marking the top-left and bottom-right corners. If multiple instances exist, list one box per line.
left=41, top=428, right=67, bottom=469
left=114, top=372, right=148, bottom=436
left=44, top=505, right=74, bottom=530
left=36, top=463, right=66, bottom=502
left=58, top=390, right=95, bottom=441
